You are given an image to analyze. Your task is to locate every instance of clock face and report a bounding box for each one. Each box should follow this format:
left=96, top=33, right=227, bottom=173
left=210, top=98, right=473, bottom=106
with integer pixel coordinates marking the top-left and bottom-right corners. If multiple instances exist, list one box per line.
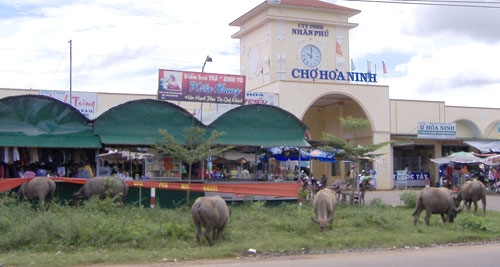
left=300, top=44, right=322, bottom=68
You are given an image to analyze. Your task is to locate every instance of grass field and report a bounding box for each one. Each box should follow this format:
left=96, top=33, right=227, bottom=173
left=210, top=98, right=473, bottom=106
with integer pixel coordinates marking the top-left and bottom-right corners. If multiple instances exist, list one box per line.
left=0, top=191, right=499, bottom=266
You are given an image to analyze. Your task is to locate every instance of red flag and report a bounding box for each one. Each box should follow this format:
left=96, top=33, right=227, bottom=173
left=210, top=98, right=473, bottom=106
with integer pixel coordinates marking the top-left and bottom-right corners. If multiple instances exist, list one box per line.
left=382, top=61, right=387, bottom=74
left=336, top=41, right=342, bottom=56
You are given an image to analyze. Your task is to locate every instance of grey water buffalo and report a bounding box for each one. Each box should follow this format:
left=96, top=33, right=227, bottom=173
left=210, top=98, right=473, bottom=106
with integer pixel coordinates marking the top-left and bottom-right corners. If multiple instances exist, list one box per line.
left=72, top=177, right=129, bottom=207
left=17, top=176, right=56, bottom=210
left=191, top=195, right=230, bottom=246
left=454, top=180, right=487, bottom=215
left=311, top=188, right=337, bottom=231
left=413, top=187, right=462, bottom=226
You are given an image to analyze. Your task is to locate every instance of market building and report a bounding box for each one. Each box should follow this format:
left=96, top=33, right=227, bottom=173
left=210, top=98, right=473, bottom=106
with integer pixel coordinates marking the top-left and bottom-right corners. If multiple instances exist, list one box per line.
left=1, top=0, right=500, bottom=191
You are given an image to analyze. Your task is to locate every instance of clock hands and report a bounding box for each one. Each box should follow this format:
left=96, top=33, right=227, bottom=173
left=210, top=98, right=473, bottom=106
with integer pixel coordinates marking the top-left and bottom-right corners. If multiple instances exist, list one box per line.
left=301, top=44, right=320, bottom=67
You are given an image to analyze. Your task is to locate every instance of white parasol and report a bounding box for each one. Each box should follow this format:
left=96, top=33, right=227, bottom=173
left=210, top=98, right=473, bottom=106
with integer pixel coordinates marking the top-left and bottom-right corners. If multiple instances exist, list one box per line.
left=483, top=154, right=500, bottom=166
left=430, top=151, right=483, bottom=164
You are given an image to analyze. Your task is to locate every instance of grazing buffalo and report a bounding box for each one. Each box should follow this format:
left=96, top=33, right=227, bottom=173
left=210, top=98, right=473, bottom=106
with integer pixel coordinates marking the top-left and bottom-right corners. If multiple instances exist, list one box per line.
left=413, top=187, right=462, bottom=226
left=454, top=180, right=487, bottom=215
left=72, top=177, right=129, bottom=207
left=17, top=176, right=56, bottom=210
left=311, top=188, right=337, bottom=231
left=191, top=195, right=230, bottom=246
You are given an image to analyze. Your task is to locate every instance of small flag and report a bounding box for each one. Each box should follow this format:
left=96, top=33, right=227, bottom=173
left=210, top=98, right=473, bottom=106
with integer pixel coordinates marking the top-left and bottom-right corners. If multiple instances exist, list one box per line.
left=336, top=41, right=342, bottom=56
left=382, top=61, right=387, bottom=74
left=367, top=60, right=371, bottom=73
left=350, top=59, right=356, bottom=71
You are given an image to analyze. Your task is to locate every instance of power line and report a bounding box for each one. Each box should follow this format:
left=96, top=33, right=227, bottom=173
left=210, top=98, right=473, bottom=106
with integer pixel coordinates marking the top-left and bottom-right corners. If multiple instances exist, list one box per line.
left=46, top=45, right=68, bottom=89
left=345, top=0, right=500, bottom=8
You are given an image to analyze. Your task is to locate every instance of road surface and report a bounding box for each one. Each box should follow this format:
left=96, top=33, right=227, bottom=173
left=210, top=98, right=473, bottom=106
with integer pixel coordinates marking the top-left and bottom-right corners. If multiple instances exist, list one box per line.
left=109, top=242, right=499, bottom=267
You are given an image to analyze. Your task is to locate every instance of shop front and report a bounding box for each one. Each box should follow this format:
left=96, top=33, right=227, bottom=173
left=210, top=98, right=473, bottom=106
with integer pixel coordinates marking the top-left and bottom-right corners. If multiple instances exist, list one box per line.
left=0, top=95, right=101, bottom=179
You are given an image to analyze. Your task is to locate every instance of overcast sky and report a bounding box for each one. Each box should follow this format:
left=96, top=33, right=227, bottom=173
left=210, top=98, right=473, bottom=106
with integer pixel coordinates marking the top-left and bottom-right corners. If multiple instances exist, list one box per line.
left=1, top=0, right=499, bottom=108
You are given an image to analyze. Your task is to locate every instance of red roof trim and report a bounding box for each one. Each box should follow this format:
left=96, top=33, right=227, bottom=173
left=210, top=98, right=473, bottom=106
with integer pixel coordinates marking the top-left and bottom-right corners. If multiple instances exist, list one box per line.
left=279, top=0, right=360, bottom=13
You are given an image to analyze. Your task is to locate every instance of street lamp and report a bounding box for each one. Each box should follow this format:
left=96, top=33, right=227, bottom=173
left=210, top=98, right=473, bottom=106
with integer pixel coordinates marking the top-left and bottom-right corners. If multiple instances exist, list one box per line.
left=200, top=55, right=212, bottom=181
left=199, top=55, right=213, bottom=123
left=202, top=55, right=212, bottom=73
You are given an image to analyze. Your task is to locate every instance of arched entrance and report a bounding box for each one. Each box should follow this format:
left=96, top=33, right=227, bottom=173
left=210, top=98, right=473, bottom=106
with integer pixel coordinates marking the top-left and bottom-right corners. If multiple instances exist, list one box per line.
left=301, top=93, right=374, bottom=183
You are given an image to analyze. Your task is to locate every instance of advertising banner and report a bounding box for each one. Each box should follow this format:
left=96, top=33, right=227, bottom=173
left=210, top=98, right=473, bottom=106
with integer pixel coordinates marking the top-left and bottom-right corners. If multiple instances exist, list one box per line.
left=245, top=92, right=275, bottom=105
left=417, top=122, right=456, bottom=139
left=393, top=171, right=430, bottom=188
left=158, top=69, right=246, bottom=105
left=39, top=90, right=97, bottom=117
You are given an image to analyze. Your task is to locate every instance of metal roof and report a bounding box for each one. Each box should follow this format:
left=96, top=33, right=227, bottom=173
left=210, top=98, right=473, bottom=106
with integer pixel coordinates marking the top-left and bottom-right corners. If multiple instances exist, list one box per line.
left=0, top=95, right=101, bottom=148
left=208, top=104, right=310, bottom=147
left=1, top=96, right=310, bottom=148
left=93, top=99, right=204, bottom=146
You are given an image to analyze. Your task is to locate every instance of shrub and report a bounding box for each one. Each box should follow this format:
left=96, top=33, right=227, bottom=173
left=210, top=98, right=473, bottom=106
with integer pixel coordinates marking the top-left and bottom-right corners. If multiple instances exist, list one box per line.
left=458, top=213, right=497, bottom=233
left=400, top=191, right=417, bottom=208
left=369, top=197, right=385, bottom=207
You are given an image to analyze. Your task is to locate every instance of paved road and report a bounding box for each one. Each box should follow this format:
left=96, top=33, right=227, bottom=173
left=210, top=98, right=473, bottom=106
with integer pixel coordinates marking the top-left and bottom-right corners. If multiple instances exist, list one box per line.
left=365, top=189, right=500, bottom=211
left=114, top=242, right=500, bottom=267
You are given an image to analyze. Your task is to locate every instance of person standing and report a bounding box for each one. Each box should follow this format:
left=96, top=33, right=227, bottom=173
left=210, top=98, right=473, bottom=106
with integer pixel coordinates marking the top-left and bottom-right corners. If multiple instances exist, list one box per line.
left=460, top=164, right=469, bottom=184
left=494, top=167, right=500, bottom=193
left=320, top=174, right=328, bottom=188
left=488, top=167, right=495, bottom=191
left=349, top=165, right=357, bottom=188
left=444, top=163, right=453, bottom=189
left=477, top=164, right=487, bottom=188
left=369, top=169, right=377, bottom=189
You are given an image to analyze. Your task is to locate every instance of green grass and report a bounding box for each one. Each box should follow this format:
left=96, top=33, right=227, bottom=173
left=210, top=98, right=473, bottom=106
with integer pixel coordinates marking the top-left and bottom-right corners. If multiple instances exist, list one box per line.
left=0, top=193, right=499, bottom=266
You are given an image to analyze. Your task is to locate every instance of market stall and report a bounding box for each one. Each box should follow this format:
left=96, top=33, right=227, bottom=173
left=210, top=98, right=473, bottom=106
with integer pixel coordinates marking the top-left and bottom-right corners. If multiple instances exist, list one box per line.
left=0, top=95, right=101, bottom=178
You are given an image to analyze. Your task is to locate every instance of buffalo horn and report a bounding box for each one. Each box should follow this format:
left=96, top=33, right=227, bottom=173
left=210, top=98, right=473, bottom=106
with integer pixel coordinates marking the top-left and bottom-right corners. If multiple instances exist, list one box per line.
left=311, top=217, right=319, bottom=224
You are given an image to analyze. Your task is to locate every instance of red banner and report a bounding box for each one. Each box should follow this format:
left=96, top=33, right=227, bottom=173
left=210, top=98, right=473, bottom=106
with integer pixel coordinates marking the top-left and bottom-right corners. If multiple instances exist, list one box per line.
left=157, top=69, right=246, bottom=105
left=1, top=177, right=300, bottom=198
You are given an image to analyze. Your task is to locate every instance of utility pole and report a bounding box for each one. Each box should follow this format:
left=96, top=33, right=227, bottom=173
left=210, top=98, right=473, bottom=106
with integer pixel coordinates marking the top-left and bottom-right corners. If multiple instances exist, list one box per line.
left=68, top=40, right=72, bottom=106
left=200, top=55, right=212, bottom=123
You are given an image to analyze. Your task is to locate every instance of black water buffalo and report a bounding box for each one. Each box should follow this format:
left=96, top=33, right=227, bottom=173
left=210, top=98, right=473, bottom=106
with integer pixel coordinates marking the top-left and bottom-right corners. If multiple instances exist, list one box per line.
left=191, top=195, right=230, bottom=246
left=311, top=188, right=337, bottom=231
left=17, top=176, right=56, bottom=210
left=454, top=180, right=487, bottom=215
left=413, top=187, right=462, bottom=226
left=72, top=177, right=129, bottom=207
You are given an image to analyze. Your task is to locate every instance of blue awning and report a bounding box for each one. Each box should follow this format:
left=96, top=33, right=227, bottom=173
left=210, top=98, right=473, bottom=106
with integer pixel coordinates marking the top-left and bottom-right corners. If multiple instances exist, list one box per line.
left=265, top=147, right=336, bottom=163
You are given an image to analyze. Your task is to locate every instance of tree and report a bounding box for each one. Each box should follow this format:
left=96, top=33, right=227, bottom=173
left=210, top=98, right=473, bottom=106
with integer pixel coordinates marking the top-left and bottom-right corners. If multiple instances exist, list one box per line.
left=321, top=116, right=389, bottom=162
left=320, top=116, right=390, bottom=197
left=155, top=127, right=233, bottom=206
left=340, top=115, right=371, bottom=141
left=320, top=133, right=388, bottom=163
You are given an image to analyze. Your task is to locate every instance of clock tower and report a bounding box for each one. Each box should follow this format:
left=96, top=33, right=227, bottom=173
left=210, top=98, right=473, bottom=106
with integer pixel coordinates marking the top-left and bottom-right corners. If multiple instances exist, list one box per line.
left=230, top=0, right=393, bottom=190
left=230, top=0, right=360, bottom=89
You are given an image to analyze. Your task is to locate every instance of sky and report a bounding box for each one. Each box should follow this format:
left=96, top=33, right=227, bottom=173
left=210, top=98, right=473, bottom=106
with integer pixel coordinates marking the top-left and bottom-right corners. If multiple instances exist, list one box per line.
left=1, top=0, right=499, bottom=108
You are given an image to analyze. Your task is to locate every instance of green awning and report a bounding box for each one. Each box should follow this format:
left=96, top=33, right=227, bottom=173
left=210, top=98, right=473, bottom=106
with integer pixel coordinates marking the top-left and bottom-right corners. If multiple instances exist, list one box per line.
left=0, top=135, right=101, bottom=148
left=208, top=104, right=310, bottom=147
left=0, top=95, right=101, bottom=148
left=93, top=99, right=204, bottom=146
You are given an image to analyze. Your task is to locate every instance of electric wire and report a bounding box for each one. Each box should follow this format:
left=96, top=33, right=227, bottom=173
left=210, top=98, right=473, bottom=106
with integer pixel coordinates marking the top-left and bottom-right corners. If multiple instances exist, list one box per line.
left=345, top=0, right=500, bottom=8
left=46, top=45, right=68, bottom=89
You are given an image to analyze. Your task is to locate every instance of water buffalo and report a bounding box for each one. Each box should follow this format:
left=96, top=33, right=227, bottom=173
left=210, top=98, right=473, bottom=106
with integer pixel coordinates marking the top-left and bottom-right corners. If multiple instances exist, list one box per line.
left=191, top=195, right=230, bottom=246
left=72, top=177, right=129, bottom=207
left=454, top=180, right=486, bottom=215
left=17, top=176, right=56, bottom=210
left=311, top=188, right=337, bottom=231
left=413, top=187, right=462, bottom=226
